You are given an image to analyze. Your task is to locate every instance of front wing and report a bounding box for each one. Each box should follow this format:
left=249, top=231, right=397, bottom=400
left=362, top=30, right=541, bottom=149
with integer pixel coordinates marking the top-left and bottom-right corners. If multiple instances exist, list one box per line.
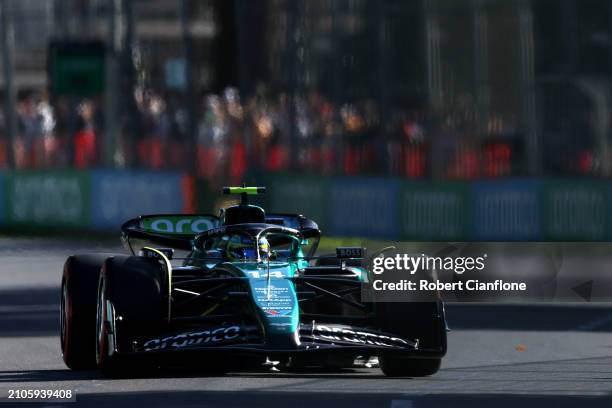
left=109, top=322, right=444, bottom=362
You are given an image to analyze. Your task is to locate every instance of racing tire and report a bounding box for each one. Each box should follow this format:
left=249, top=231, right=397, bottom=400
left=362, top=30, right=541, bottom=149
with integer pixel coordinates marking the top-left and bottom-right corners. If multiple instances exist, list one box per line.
left=61, top=254, right=114, bottom=370
left=379, top=357, right=441, bottom=377
left=375, top=301, right=447, bottom=350
left=96, top=256, right=164, bottom=377
left=375, top=300, right=447, bottom=377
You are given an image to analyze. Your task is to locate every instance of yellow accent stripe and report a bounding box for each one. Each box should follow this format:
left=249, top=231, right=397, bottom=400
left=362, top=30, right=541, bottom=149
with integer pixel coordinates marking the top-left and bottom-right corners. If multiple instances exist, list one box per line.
left=200, top=295, right=228, bottom=317
left=143, top=247, right=173, bottom=322
left=200, top=304, right=219, bottom=317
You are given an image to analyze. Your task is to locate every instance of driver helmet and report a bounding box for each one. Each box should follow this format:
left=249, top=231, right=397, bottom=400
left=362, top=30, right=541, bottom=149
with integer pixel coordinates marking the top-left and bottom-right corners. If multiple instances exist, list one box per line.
left=258, top=236, right=271, bottom=261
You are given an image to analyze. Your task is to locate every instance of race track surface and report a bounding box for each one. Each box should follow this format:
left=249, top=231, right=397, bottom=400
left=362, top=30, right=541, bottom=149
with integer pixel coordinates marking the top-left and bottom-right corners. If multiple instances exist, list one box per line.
left=1, top=237, right=611, bottom=408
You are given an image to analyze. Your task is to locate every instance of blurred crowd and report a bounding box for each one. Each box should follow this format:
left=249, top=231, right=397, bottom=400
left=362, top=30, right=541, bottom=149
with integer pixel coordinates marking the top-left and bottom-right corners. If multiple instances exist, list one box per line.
left=0, top=92, right=103, bottom=169
left=0, top=87, right=536, bottom=182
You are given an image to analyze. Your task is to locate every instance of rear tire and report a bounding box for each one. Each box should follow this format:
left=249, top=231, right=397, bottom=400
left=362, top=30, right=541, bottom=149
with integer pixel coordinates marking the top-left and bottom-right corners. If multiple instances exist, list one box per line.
left=96, top=256, right=164, bottom=377
left=61, top=254, right=114, bottom=370
left=379, top=357, right=441, bottom=377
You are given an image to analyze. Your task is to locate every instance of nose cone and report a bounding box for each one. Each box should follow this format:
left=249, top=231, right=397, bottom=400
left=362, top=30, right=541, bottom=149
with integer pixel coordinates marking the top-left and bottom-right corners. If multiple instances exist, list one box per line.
left=246, top=263, right=300, bottom=348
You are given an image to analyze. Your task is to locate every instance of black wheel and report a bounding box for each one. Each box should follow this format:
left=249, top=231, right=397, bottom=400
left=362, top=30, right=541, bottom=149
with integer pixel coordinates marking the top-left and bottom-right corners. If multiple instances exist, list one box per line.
left=61, top=254, right=114, bottom=370
left=375, top=300, right=447, bottom=377
left=376, top=301, right=447, bottom=349
left=96, top=256, right=164, bottom=377
left=379, top=357, right=441, bottom=377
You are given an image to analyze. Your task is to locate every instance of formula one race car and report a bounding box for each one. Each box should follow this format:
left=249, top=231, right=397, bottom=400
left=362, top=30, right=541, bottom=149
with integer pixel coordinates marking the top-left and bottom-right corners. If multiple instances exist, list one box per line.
left=60, top=186, right=447, bottom=377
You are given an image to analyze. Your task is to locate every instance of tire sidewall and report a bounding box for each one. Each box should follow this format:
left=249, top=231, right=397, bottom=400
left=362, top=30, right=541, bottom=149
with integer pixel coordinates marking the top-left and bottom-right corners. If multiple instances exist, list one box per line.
left=61, top=254, right=113, bottom=370
left=95, top=256, right=164, bottom=375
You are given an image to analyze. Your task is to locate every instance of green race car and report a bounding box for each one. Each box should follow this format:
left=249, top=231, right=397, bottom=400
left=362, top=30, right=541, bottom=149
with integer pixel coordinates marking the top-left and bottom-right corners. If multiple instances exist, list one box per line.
left=60, top=186, right=447, bottom=377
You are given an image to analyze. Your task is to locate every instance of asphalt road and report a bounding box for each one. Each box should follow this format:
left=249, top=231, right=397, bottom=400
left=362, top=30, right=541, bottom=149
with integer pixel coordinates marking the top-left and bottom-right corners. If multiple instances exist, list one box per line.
left=1, top=237, right=612, bottom=407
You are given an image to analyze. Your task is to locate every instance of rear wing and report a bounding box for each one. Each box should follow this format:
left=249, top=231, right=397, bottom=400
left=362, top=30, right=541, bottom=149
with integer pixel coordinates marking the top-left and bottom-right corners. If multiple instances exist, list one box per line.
left=121, top=214, right=220, bottom=252
left=121, top=213, right=320, bottom=253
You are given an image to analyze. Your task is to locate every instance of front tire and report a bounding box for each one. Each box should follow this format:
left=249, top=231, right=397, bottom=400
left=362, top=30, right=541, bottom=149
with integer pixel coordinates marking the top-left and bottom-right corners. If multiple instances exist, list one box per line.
left=379, top=357, right=441, bottom=377
left=96, top=256, right=164, bottom=377
left=61, top=254, right=114, bottom=370
left=375, top=300, right=447, bottom=377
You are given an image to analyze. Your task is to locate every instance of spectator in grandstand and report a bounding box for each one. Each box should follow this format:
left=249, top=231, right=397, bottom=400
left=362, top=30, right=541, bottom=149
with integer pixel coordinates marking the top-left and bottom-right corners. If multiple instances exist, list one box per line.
left=37, top=92, right=57, bottom=167
left=73, top=100, right=98, bottom=168
left=16, top=93, right=43, bottom=168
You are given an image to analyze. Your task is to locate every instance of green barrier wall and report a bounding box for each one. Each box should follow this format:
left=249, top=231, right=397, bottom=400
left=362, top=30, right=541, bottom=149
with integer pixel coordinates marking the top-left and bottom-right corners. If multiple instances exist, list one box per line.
left=399, top=181, right=469, bottom=241
left=1, top=169, right=611, bottom=241
left=544, top=180, right=608, bottom=240
left=235, top=174, right=612, bottom=241
left=5, top=170, right=91, bottom=228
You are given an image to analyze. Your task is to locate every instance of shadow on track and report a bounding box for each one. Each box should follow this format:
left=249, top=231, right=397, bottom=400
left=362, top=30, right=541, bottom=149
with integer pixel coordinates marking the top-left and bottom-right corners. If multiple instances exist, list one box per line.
left=0, top=287, right=59, bottom=337
left=0, top=367, right=382, bottom=383
left=0, top=369, right=101, bottom=383
left=69, top=391, right=612, bottom=408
